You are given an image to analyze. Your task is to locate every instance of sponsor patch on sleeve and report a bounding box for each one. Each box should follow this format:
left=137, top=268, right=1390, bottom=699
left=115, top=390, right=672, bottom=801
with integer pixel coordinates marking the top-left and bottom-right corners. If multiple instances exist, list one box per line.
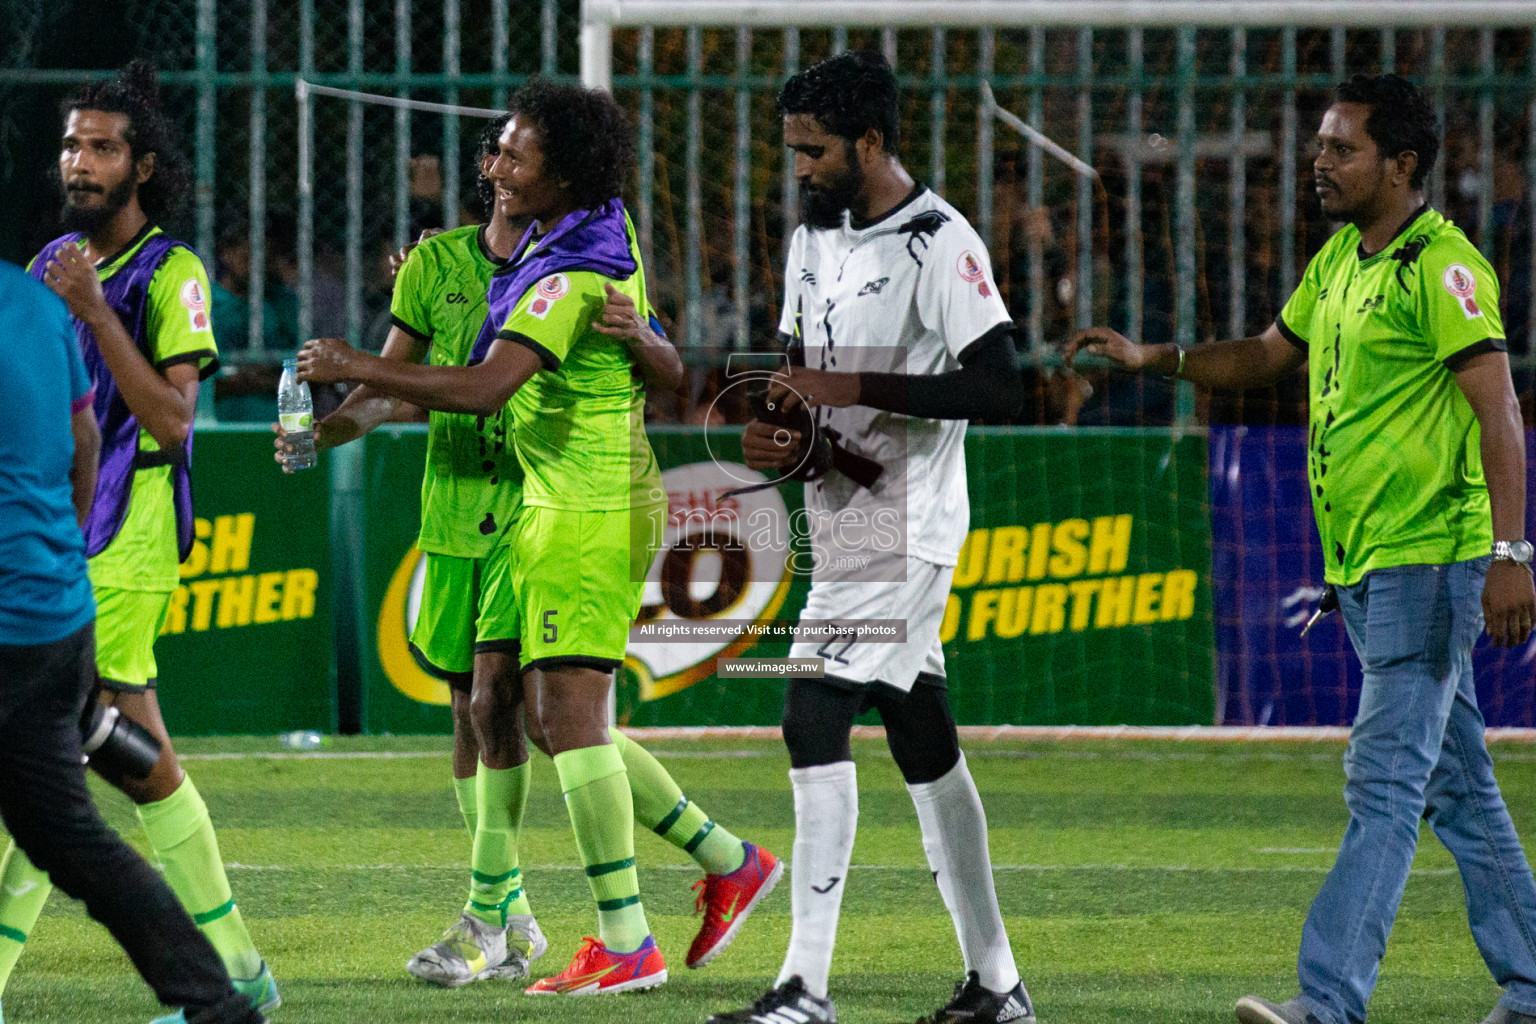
left=957, top=249, right=995, bottom=297
left=527, top=273, right=570, bottom=320
left=180, top=279, right=210, bottom=333
left=957, top=250, right=986, bottom=283
left=1443, top=263, right=1484, bottom=320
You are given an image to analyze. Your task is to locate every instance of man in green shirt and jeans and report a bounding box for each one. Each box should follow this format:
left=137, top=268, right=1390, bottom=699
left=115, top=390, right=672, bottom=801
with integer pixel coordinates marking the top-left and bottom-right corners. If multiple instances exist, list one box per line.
left=1068, top=74, right=1536, bottom=1024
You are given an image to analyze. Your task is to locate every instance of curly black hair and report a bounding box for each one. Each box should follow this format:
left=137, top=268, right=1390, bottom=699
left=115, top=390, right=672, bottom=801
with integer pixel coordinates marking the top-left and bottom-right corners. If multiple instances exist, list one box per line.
left=476, top=112, right=513, bottom=217
left=778, top=50, right=900, bottom=154
left=60, top=59, right=191, bottom=227
left=1334, top=73, right=1440, bottom=190
left=507, top=80, right=634, bottom=210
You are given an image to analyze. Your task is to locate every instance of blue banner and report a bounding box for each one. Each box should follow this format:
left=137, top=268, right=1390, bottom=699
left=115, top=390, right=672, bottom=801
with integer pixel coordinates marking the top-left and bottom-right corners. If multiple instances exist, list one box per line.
left=1210, top=426, right=1536, bottom=727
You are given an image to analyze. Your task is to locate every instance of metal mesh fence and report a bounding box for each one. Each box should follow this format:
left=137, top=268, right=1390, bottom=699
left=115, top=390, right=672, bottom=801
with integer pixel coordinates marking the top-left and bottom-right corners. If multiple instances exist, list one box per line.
left=2, top=5, right=1534, bottom=427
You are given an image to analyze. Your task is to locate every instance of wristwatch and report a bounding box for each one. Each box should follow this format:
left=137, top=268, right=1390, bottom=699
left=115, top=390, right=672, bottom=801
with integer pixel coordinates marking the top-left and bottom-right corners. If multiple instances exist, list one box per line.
left=1492, top=540, right=1535, bottom=567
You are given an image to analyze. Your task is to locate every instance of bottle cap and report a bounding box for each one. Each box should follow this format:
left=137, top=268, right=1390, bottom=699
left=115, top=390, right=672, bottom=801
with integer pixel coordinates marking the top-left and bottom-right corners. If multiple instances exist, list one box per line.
left=283, top=357, right=297, bottom=368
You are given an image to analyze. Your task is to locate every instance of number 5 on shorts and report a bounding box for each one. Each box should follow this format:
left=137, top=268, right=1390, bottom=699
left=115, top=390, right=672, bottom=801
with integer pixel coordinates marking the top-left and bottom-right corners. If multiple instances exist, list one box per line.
left=543, top=609, right=558, bottom=644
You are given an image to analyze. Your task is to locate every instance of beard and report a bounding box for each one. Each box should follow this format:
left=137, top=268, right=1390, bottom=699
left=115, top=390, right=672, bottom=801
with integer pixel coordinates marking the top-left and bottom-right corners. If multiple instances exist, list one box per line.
left=801, top=147, right=864, bottom=230
left=60, top=175, right=136, bottom=235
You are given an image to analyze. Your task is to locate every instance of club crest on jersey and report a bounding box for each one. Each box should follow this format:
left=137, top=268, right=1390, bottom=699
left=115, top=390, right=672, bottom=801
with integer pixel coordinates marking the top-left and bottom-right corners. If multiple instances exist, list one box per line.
left=180, top=278, right=209, bottom=332
left=858, top=277, right=889, bottom=297
left=528, top=273, right=570, bottom=320
left=1443, top=263, right=1483, bottom=319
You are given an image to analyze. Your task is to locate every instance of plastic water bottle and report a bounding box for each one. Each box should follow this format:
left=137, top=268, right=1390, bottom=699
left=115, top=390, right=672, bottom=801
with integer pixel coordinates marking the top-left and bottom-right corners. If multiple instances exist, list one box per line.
left=278, top=730, right=325, bottom=751
left=278, top=358, right=317, bottom=470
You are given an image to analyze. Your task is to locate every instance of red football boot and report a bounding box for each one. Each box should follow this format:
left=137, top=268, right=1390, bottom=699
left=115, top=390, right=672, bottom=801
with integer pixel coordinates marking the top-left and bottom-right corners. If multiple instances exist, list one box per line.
left=525, top=935, right=667, bottom=995
left=687, top=841, right=783, bottom=969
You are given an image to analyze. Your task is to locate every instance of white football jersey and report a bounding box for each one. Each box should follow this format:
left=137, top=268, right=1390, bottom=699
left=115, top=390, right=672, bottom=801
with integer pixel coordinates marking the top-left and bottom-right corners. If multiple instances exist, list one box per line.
left=779, top=186, right=1012, bottom=570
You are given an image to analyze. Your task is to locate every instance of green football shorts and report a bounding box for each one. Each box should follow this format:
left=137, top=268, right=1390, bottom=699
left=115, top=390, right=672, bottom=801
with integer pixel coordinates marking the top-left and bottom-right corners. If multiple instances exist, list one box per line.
left=94, top=586, right=172, bottom=692
left=509, top=503, right=666, bottom=672
left=408, top=547, right=522, bottom=693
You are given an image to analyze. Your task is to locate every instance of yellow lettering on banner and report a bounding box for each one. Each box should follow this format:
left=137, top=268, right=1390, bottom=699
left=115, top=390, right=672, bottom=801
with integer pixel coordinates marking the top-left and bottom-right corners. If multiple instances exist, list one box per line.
left=994, top=587, right=1032, bottom=639
left=984, top=526, right=1028, bottom=585
left=1096, top=576, right=1136, bottom=628
left=1088, top=515, right=1133, bottom=574
left=1049, top=518, right=1090, bottom=578
left=1133, top=573, right=1164, bottom=624
left=1027, top=522, right=1052, bottom=580
left=180, top=518, right=212, bottom=578
left=1031, top=583, right=1068, bottom=633
left=940, top=593, right=961, bottom=643
left=253, top=572, right=285, bottom=624
left=216, top=575, right=256, bottom=628
left=188, top=579, right=220, bottom=631
left=953, top=530, right=988, bottom=588
left=282, top=569, right=319, bottom=620
left=1067, top=579, right=1101, bottom=631
left=161, top=587, right=190, bottom=634
left=1160, top=569, right=1198, bottom=620
left=968, top=590, right=1000, bottom=641
left=210, top=514, right=256, bottom=573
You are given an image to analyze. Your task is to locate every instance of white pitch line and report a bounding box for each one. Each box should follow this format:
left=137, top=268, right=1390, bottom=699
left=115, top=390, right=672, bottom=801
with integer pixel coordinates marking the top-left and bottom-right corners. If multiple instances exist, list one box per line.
left=1256, top=847, right=1336, bottom=855
left=181, top=751, right=446, bottom=761
left=223, top=862, right=1458, bottom=876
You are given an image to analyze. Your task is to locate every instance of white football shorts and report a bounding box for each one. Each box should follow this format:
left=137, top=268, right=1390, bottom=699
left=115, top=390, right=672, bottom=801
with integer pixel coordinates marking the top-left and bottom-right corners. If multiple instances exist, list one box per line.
left=788, top=555, right=952, bottom=692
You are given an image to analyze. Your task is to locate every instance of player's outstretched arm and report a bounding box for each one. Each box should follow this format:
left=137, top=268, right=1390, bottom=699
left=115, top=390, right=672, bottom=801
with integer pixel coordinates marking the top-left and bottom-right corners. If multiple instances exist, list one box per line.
left=1064, top=322, right=1304, bottom=391
left=593, top=282, right=684, bottom=392
left=296, top=334, right=540, bottom=416
left=769, top=326, right=1025, bottom=422
left=42, top=242, right=197, bottom=449
left=1454, top=350, right=1535, bottom=648
left=273, top=326, right=427, bottom=468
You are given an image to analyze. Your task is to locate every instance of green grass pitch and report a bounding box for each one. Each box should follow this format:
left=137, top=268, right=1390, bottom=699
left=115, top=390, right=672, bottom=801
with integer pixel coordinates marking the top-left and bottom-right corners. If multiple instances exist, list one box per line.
left=5, top=734, right=1533, bottom=1023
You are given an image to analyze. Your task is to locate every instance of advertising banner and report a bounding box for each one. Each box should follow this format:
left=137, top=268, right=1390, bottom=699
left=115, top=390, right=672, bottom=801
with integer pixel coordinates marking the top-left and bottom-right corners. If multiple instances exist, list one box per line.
left=363, top=426, right=1215, bottom=732
left=1211, top=426, right=1536, bottom=727
left=154, top=426, right=336, bottom=735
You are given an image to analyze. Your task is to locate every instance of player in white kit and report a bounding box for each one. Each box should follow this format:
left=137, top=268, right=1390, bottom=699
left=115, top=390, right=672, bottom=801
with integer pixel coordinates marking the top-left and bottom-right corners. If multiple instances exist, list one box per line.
left=707, top=51, right=1035, bottom=1024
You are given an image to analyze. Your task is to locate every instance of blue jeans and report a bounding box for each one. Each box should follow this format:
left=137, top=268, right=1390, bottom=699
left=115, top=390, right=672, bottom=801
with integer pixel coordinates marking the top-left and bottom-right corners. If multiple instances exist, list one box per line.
left=1298, top=557, right=1536, bottom=1024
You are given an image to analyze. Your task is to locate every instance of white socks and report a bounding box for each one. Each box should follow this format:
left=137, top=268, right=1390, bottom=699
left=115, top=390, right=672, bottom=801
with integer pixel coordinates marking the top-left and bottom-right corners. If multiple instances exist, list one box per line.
left=777, top=761, right=859, bottom=999
left=908, top=753, right=1021, bottom=993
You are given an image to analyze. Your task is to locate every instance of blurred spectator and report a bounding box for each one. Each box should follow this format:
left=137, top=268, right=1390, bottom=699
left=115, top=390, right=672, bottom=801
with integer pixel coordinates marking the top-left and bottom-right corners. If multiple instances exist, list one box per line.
left=210, top=218, right=298, bottom=355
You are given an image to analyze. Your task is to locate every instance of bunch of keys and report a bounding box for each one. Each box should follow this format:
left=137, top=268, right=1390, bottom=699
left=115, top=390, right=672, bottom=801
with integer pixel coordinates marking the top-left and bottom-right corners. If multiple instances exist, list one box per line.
left=1299, top=584, right=1339, bottom=638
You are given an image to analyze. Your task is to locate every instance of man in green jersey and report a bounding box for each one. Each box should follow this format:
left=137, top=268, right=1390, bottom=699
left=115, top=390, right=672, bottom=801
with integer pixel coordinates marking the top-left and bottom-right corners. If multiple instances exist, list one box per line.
left=1068, top=74, right=1536, bottom=1024
left=2, top=62, right=278, bottom=1024
left=297, top=81, right=781, bottom=995
left=290, top=101, right=774, bottom=989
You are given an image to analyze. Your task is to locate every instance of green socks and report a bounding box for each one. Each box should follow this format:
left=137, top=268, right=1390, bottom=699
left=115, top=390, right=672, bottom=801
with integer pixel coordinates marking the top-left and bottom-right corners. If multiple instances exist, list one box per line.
left=464, top=760, right=532, bottom=926
left=138, top=776, right=264, bottom=980
left=0, top=844, right=51, bottom=994
left=453, top=774, right=478, bottom=837
left=554, top=743, right=649, bottom=954
left=609, top=727, right=747, bottom=876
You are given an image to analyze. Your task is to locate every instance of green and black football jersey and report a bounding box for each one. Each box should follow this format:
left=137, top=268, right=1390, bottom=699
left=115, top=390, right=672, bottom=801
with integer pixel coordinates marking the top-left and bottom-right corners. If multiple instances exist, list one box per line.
left=390, top=225, right=524, bottom=558
left=1277, top=206, right=1505, bottom=586
left=494, top=223, right=663, bottom=514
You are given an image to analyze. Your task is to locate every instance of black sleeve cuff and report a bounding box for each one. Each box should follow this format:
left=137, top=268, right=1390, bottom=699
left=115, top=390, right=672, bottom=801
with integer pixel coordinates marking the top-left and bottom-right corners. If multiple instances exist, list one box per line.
left=157, top=350, right=221, bottom=381
left=857, top=326, right=1023, bottom=421
left=1443, top=337, right=1508, bottom=371
left=390, top=315, right=431, bottom=343
left=956, top=321, right=1016, bottom=364
left=1275, top=318, right=1308, bottom=351
left=499, top=329, right=561, bottom=371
